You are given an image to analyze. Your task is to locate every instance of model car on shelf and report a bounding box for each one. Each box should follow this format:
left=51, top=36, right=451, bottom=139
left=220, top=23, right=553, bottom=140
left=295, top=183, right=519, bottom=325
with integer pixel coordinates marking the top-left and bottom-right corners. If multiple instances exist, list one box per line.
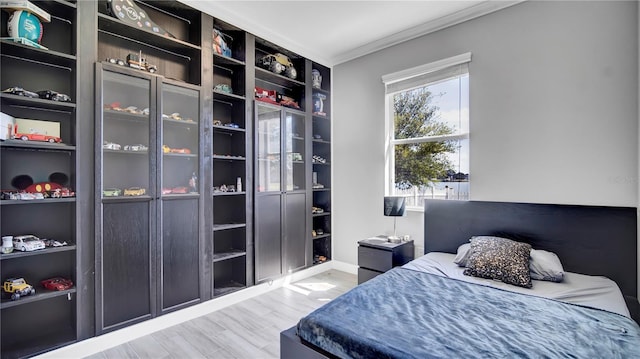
left=254, top=86, right=282, bottom=105
left=9, top=192, right=45, bottom=200
left=312, top=206, right=324, bottom=214
left=103, top=188, right=122, bottom=197
left=258, top=53, right=297, bottom=79
left=43, top=239, right=68, bottom=247
left=223, top=123, right=240, bottom=128
left=41, top=277, right=73, bottom=291
left=13, top=130, right=62, bottom=143
left=214, top=84, right=233, bottom=94
left=170, top=186, right=189, bottom=194
left=3, top=277, right=35, bottom=301
left=170, top=148, right=191, bottom=154
left=49, top=187, right=75, bottom=198
left=124, top=187, right=146, bottom=196
left=127, top=52, right=157, bottom=74
left=106, top=57, right=126, bottom=66
left=36, top=90, right=72, bottom=102
left=124, top=144, right=148, bottom=151
left=2, top=87, right=39, bottom=98
left=162, top=144, right=171, bottom=153
left=12, top=235, right=45, bottom=252
left=280, top=95, right=300, bottom=109
left=103, top=141, right=121, bottom=150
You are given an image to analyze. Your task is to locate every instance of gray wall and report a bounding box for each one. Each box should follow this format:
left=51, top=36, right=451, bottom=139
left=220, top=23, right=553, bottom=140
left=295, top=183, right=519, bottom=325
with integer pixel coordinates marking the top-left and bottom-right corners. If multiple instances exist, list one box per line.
left=332, top=0, right=638, bottom=274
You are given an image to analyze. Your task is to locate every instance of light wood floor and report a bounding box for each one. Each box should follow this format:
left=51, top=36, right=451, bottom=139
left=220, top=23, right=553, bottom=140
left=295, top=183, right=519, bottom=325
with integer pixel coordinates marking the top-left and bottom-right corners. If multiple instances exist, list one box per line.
left=84, top=270, right=356, bottom=359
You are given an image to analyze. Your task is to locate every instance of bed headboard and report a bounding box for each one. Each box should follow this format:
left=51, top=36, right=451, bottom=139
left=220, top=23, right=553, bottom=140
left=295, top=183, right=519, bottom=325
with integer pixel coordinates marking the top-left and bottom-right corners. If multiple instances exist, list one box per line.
left=424, top=200, right=637, bottom=302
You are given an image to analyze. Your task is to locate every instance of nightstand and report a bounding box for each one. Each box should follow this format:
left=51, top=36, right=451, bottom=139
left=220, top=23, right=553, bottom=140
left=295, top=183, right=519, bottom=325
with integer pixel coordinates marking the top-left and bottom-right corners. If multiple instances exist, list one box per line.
left=358, top=236, right=414, bottom=284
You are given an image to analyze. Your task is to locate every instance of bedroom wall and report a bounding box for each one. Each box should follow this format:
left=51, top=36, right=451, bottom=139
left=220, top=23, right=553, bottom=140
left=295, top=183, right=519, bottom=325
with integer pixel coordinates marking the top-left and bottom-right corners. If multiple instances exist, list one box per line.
left=332, top=0, right=639, bottom=280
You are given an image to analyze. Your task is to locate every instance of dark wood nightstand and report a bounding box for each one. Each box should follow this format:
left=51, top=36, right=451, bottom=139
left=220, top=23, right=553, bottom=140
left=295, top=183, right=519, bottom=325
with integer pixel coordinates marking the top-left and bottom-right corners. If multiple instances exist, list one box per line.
left=358, top=236, right=414, bottom=284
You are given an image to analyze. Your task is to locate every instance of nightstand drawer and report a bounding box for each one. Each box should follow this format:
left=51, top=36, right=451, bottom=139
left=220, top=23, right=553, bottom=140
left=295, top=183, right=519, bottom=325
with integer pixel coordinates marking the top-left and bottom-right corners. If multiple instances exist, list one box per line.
left=358, top=246, right=393, bottom=272
left=358, top=267, right=382, bottom=284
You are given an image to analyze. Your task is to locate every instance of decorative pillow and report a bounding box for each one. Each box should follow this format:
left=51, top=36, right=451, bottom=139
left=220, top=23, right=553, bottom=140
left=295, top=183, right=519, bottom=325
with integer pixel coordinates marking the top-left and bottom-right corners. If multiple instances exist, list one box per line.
left=530, top=249, right=564, bottom=282
left=453, top=243, right=472, bottom=267
left=463, top=236, right=533, bottom=288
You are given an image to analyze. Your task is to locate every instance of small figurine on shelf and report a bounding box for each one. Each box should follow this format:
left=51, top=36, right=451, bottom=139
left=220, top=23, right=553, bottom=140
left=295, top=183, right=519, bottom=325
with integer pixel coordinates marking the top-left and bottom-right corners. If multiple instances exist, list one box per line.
left=189, top=172, right=197, bottom=192
left=313, top=93, right=327, bottom=116
left=312, top=69, right=323, bottom=89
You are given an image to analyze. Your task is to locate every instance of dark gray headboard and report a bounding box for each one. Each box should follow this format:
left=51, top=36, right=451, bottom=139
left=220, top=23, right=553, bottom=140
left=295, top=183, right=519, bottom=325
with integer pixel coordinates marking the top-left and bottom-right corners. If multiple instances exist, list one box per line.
left=424, top=200, right=637, bottom=303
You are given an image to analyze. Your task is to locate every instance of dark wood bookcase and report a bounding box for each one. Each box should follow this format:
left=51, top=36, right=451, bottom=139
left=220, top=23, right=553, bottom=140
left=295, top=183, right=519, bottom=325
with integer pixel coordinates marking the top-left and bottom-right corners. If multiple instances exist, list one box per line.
left=0, top=0, right=331, bottom=354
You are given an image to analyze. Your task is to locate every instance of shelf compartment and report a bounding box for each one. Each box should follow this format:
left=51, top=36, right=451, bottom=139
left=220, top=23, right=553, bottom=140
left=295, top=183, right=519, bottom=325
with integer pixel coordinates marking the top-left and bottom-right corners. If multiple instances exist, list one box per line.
left=163, top=118, right=198, bottom=127
left=213, top=191, right=245, bottom=197
left=213, top=53, right=245, bottom=67
left=0, top=288, right=76, bottom=309
left=0, top=245, right=76, bottom=261
left=97, top=13, right=201, bottom=54
left=213, top=255, right=246, bottom=297
left=0, top=40, right=76, bottom=69
left=0, top=140, right=75, bottom=152
left=213, top=155, right=245, bottom=161
left=311, top=233, right=331, bottom=240
left=255, top=67, right=305, bottom=88
left=0, top=93, right=76, bottom=112
left=0, top=294, right=76, bottom=359
left=312, top=212, right=331, bottom=217
left=212, top=250, right=246, bottom=263
left=213, top=90, right=246, bottom=101
left=212, top=223, right=246, bottom=232
left=103, top=109, right=148, bottom=122
left=212, top=125, right=246, bottom=133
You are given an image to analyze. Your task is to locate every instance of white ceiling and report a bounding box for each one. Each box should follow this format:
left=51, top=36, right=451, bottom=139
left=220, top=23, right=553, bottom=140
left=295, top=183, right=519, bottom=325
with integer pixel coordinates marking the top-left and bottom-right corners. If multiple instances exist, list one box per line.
left=181, top=1, right=521, bottom=66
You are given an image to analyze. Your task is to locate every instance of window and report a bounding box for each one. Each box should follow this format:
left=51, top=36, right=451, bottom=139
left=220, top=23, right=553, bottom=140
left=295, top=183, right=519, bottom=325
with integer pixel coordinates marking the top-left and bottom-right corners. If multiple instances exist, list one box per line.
left=383, top=53, right=470, bottom=209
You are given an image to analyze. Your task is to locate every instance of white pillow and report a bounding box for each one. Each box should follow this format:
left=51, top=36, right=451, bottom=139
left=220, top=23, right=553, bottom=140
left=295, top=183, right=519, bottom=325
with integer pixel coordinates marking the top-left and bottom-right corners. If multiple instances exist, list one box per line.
left=529, top=249, right=564, bottom=282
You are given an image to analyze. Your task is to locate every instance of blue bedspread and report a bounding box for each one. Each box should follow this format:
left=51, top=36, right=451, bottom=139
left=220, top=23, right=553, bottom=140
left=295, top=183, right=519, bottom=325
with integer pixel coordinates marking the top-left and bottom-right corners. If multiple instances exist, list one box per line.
left=297, top=267, right=640, bottom=358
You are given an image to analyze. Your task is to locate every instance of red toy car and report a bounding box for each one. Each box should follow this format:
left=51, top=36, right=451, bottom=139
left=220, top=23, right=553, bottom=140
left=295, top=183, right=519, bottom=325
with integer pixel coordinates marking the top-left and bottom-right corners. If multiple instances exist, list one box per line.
left=41, top=277, right=73, bottom=291
left=170, top=148, right=191, bottom=154
left=13, top=132, right=62, bottom=143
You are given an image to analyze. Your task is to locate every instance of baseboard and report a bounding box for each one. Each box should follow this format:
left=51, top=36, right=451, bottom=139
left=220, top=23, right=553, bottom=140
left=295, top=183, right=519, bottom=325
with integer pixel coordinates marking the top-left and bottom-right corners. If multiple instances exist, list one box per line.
left=36, top=261, right=337, bottom=358
left=332, top=260, right=358, bottom=275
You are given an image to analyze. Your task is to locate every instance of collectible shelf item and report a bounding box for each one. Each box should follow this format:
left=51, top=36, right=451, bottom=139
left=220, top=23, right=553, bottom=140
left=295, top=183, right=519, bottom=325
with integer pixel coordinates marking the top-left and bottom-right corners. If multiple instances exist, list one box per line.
left=313, top=92, right=326, bottom=116
left=106, top=0, right=175, bottom=38
left=311, top=68, right=322, bottom=89
left=2, top=87, right=72, bottom=102
left=41, top=277, right=73, bottom=291
left=12, top=234, right=45, bottom=251
left=258, top=53, right=297, bottom=79
left=124, top=187, right=146, bottom=196
left=1, top=173, right=74, bottom=200
left=1, top=0, right=51, bottom=50
left=3, top=277, right=35, bottom=300
left=213, top=28, right=232, bottom=57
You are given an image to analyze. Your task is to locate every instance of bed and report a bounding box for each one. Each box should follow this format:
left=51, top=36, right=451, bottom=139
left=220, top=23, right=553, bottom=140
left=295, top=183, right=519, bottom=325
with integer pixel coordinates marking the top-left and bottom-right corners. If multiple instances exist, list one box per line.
left=280, top=200, right=640, bottom=358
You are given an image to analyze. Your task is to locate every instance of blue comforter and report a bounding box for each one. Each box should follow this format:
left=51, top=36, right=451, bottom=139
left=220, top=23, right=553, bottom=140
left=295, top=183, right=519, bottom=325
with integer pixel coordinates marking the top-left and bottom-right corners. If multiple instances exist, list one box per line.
left=297, top=267, right=640, bottom=358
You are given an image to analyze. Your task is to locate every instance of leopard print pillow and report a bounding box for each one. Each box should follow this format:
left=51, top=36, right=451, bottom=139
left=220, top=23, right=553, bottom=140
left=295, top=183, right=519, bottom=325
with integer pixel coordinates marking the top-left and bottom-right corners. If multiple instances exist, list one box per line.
left=463, top=236, right=533, bottom=288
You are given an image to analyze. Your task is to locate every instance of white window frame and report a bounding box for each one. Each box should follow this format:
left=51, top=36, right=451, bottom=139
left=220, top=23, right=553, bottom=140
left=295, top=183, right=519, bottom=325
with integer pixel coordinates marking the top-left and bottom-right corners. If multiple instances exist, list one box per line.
left=383, top=53, right=471, bottom=211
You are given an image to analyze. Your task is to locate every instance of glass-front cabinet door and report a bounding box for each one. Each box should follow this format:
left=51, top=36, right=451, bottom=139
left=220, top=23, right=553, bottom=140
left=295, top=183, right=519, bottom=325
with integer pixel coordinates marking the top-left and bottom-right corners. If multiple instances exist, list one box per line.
left=256, top=103, right=281, bottom=193
left=160, top=83, right=199, bottom=196
left=101, top=70, right=152, bottom=198
left=97, top=66, right=155, bottom=332
left=284, top=110, right=306, bottom=191
left=158, top=81, right=201, bottom=312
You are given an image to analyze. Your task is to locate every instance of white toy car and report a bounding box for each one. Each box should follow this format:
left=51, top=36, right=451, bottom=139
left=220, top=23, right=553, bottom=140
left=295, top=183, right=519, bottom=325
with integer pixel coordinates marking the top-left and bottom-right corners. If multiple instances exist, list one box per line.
left=13, top=235, right=46, bottom=252
left=124, top=144, right=148, bottom=151
left=103, top=141, right=121, bottom=150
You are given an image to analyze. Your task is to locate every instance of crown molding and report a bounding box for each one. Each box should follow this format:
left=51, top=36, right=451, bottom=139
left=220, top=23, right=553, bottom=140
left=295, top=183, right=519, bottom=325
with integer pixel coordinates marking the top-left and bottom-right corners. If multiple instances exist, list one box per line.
left=332, top=0, right=525, bottom=65
left=180, top=0, right=524, bottom=67
left=179, top=0, right=333, bottom=67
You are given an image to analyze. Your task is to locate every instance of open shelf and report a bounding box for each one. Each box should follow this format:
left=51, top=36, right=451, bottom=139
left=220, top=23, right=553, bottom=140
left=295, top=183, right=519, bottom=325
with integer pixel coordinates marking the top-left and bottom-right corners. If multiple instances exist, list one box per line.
left=213, top=223, right=246, bottom=231
left=0, top=198, right=76, bottom=206
left=0, top=40, right=76, bottom=69
left=255, top=67, right=306, bottom=88
left=212, top=282, right=245, bottom=297
left=0, top=245, right=76, bottom=261
left=212, top=250, right=246, bottom=263
left=0, top=140, right=75, bottom=152
left=0, top=288, right=76, bottom=309
left=0, top=93, right=76, bottom=111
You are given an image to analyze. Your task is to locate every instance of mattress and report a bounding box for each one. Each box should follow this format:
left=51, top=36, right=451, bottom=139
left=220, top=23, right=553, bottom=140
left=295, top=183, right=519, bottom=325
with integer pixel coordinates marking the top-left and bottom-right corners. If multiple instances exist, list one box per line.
left=404, top=252, right=631, bottom=317
left=297, top=261, right=640, bottom=358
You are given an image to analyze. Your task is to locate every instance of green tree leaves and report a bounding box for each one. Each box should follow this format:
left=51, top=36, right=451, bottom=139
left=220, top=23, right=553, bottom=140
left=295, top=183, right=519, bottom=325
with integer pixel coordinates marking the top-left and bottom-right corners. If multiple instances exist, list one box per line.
left=393, top=88, right=456, bottom=189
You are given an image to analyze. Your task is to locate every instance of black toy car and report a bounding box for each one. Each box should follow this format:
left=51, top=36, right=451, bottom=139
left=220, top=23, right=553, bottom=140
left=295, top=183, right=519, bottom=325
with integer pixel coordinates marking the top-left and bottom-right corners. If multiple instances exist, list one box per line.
left=37, top=90, right=72, bottom=102
left=2, top=87, right=39, bottom=98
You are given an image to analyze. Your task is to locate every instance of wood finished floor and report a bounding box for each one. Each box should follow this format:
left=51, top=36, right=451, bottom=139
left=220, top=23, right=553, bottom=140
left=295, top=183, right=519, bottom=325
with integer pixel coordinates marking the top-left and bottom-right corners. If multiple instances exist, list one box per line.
left=84, top=270, right=356, bottom=359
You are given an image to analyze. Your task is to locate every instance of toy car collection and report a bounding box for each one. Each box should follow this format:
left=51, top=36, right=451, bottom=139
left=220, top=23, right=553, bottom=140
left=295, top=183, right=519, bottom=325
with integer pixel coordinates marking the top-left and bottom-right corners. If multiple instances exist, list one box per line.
left=124, top=187, right=146, bottom=196
left=36, top=90, right=72, bottom=102
left=2, top=86, right=39, bottom=98
left=170, top=148, right=191, bottom=154
left=258, top=53, right=297, bottom=79
left=41, top=277, right=73, bottom=291
left=3, top=277, right=35, bottom=300
left=2, top=87, right=71, bottom=102
left=103, top=188, right=122, bottom=197
left=103, top=141, right=121, bottom=150
left=13, top=235, right=45, bottom=252
left=124, top=144, right=148, bottom=151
